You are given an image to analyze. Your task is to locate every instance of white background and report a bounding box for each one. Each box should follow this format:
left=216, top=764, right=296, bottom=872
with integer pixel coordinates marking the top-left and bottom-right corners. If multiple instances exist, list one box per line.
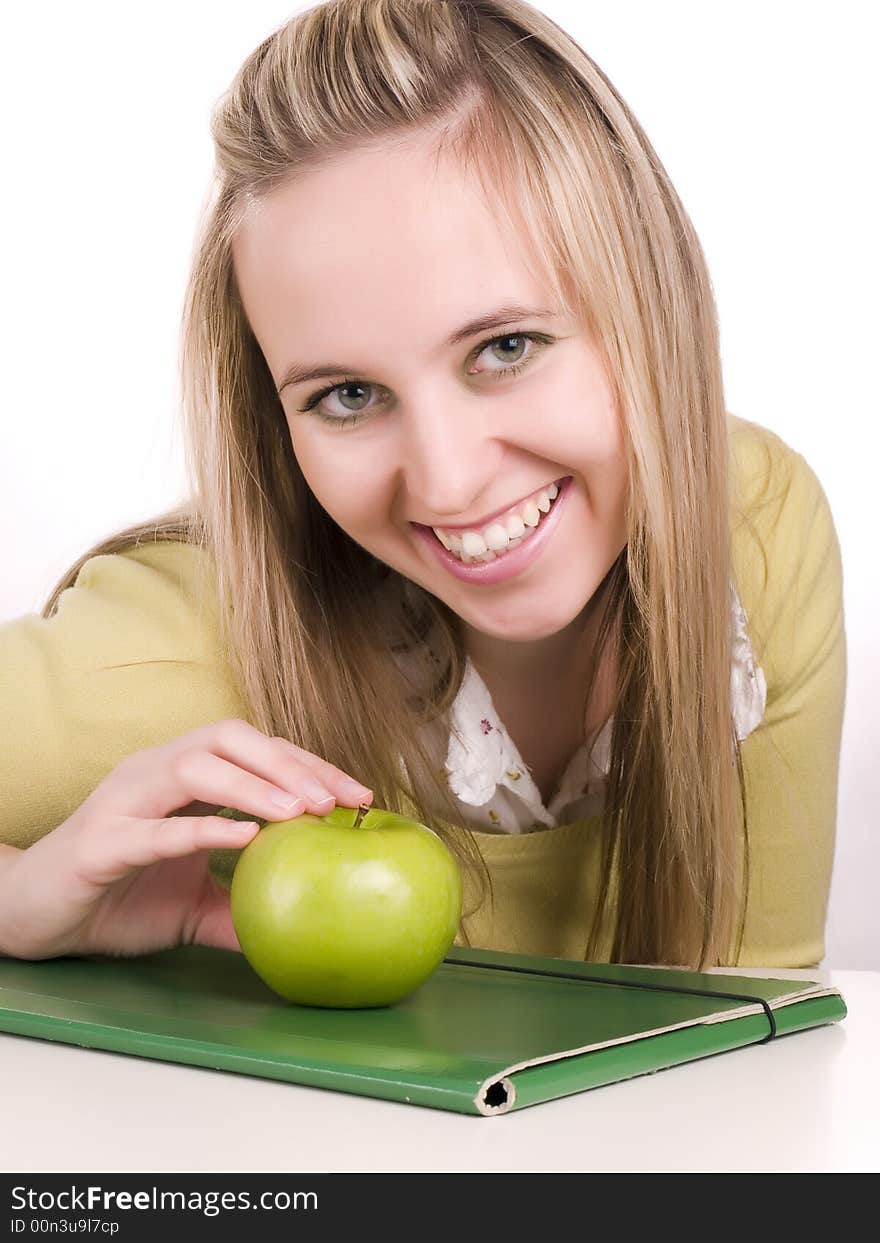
left=1, top=2, right=876, bottom=967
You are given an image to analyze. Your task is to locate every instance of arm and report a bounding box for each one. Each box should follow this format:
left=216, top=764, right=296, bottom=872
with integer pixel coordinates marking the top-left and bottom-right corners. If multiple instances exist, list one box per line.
left=0, top=844, right=23, bottom=956
left=0, top=541, right=248, bottom=853
left=729, top=425, right=846, bottom=967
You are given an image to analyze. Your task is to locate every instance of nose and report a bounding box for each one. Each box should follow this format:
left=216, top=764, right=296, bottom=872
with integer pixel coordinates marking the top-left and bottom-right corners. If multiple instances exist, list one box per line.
left=399, top=387, right=504, bottom=524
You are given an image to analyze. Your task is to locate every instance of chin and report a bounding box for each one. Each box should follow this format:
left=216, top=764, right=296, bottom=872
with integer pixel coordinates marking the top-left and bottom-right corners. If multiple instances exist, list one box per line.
left=463, top=607, right=587, bottom=644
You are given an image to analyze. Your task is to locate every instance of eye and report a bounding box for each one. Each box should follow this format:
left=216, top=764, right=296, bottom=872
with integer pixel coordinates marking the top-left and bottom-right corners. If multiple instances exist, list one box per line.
left=297, top=377, right=387, bottom=428
left=297, top=330, right=552, bottom=429
left=468, top=332, right=545, bottom=377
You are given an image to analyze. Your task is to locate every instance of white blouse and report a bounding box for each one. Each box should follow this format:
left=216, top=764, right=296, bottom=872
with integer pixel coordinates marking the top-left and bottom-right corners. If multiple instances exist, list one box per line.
left=439, top=582, right=767, bottom=834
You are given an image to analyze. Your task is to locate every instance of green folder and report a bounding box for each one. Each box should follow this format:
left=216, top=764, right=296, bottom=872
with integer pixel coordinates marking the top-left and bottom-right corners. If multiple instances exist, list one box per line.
left=0, top=944, right=845, bottom=1116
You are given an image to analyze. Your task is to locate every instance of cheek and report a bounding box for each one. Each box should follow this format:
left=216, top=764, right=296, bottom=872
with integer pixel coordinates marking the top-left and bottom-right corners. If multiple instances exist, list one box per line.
left=550, top=372, right=626, bottom=479
left=595, top=424, right=629, bottom=532
left=572, top=397, right=629, bottom=539
left=600, top=449, right=630, bottom=552
left=544, top=347, right=623, bottom=453
left=288, top=423, right=395, bottom=536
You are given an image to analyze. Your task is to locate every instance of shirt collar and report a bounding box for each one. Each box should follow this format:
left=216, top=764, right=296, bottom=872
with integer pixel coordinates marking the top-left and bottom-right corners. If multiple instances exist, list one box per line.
left=443, top=580, right=765, bottom=813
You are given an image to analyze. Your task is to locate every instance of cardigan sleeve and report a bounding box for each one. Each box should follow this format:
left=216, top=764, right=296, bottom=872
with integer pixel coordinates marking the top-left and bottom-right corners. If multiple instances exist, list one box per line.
left=728, top=419, right=847, bottom=967
left=0, top=542, right=248, bottom=852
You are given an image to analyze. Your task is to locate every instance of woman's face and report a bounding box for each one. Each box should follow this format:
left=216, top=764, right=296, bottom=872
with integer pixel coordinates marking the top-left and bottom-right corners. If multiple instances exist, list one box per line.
left=232, top=130, right=628, bottom=648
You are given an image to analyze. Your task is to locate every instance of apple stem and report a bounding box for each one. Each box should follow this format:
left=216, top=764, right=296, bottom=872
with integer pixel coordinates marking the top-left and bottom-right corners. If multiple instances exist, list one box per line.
left=353, top=803, right=369, bottom=829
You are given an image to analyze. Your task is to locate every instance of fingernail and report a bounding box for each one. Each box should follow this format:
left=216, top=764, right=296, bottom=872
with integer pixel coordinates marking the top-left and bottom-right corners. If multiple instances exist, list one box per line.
left=224, top=821, right=258, bottom=835
left=270, top=790, right=303, bottom=810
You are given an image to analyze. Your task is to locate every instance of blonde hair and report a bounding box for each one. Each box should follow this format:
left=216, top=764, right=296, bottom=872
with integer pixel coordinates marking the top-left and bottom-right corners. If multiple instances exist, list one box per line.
left=43, top=0, right=750, bottom=968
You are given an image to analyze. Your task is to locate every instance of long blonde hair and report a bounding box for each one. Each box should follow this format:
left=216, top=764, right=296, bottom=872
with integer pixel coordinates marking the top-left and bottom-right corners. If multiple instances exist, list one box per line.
left=42, top=0, right=750, bottom=968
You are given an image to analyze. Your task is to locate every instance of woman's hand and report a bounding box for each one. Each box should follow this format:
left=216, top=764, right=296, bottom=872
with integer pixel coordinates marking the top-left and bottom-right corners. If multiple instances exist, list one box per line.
left=0, top=718, right=373, bottom=961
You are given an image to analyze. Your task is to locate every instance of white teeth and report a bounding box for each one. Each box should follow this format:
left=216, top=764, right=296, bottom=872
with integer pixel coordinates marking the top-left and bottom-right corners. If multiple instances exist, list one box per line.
left=505, top=514, right=526, bottom=539
left=521, top=500, right=541, bottom=527
left=461, top=531, right=488, bottom=557
left=484, top=522, right=511, bottom=551
left=431, top=479, right=566, bottom=562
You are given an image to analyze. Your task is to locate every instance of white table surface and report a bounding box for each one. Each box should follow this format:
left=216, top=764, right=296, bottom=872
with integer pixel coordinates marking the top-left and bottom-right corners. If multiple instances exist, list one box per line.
left=1, top=966, right=877, bottom=1174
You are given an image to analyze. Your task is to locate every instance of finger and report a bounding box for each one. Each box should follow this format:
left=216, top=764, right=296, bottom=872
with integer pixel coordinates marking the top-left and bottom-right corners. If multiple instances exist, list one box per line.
left=100, top=740, right=316, bottom=823
left=180, top=718, right=373, bottom=806
left=186, top=877, right=245, bottom=954
left=112, top=719, right=369, bottom=819
left=197, top=729, right=372, bottom=811
left=276, top=744, right=375, bottom=805
left=197, top=719, right=372, bottom=804
left=174, top=749, right=346, bottom=818
left=75, top=815, right=260, bottom=888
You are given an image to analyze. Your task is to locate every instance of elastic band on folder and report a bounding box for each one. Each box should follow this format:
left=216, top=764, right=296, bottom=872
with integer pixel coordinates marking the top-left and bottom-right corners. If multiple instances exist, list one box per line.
left=447, top=958, right=778, bottom=1043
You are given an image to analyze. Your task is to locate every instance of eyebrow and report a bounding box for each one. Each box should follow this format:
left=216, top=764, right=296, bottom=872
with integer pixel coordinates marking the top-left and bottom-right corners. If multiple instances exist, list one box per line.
left=275, top=303, right=558, bottom=394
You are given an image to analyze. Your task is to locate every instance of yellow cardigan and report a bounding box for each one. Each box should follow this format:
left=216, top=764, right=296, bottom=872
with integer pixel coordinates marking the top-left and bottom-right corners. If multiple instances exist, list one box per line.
left=0, top=415, right=846, bottom=967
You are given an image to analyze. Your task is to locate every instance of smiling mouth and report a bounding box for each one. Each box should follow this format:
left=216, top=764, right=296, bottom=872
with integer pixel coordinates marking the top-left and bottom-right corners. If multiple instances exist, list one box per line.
left=420, top=476, right=569, bottom=564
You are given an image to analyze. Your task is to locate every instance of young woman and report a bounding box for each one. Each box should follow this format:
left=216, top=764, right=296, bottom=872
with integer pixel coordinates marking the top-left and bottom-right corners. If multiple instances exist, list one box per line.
left=0, top=0, right=845, bottom=971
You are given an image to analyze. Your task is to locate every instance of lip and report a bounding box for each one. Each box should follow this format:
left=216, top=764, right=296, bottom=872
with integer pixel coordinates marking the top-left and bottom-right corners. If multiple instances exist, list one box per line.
left=417, top=478, right=565, bottom=535
left=411, top=476, right=573, bottom=586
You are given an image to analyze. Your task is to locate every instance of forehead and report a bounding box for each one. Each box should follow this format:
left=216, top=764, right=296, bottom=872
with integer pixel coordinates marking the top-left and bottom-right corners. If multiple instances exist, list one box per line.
left=231, top=134, right=552, bottom=367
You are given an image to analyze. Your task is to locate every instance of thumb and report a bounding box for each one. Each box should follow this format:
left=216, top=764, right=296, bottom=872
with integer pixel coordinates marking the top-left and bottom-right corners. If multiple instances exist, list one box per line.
left=189, top=879, right=245, bottom=954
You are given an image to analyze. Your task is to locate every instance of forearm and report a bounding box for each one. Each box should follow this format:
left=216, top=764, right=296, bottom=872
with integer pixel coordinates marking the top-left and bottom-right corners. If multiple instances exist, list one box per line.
left=0, top=843, right=24, bottom=957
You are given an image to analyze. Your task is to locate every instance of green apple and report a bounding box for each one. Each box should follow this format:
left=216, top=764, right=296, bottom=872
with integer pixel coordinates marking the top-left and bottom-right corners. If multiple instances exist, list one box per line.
left=228, top=803, right=462, bottom=1008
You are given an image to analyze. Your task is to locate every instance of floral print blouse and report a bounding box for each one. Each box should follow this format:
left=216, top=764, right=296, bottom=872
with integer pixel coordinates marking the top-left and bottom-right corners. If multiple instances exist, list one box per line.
left=439, top=582, right=767, bottom=834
